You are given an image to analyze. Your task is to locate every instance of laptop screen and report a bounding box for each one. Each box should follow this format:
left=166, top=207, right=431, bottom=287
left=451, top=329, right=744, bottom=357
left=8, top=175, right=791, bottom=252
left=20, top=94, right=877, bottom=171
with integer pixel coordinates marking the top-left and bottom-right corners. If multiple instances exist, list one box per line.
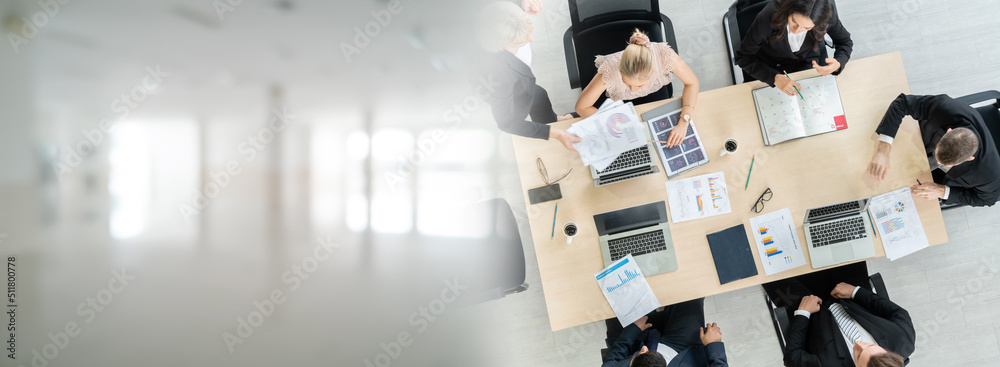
left=593, top=201, right=668, bottom=236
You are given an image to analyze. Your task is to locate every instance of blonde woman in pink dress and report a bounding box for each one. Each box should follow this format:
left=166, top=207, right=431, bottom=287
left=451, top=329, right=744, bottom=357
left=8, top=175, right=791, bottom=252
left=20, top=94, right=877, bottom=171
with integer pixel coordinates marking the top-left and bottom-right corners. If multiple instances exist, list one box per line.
left=574, top=29, right=700, bottom=147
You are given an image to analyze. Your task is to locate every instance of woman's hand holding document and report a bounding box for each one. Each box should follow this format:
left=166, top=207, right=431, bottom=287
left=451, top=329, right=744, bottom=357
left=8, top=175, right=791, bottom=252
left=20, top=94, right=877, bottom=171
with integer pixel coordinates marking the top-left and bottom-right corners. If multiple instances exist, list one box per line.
left=567, top=101, right=646, bottom=171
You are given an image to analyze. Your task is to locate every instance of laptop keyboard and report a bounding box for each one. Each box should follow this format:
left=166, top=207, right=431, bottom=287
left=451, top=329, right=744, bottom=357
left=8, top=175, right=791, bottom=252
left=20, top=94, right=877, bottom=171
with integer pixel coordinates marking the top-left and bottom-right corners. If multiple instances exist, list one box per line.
left=596, top=146, right=652, bottom=174
left=608, top=230, right=667, bottom=261
left=807, top=201, right=861, bottom=221
left=810, top=217, right=868, bottom=248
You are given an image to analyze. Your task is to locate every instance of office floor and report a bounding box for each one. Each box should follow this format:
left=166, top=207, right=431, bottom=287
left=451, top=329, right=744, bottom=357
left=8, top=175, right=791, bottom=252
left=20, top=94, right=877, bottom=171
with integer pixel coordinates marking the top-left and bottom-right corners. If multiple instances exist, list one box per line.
left=485, top=0, right=1000, bottom=366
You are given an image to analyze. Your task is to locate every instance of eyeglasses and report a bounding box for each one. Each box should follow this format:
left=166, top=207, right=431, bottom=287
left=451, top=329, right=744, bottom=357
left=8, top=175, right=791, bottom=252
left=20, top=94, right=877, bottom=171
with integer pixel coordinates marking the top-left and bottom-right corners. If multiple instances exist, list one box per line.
left=751, top=187, right=773, bottom=213
left=537, top=158, right=572, bottom=185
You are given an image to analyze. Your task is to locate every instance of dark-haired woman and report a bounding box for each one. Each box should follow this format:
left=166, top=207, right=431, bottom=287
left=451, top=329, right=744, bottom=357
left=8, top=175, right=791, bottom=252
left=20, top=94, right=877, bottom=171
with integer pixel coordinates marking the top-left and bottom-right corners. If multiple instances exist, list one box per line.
left=734, top=0, right=852, bottom=96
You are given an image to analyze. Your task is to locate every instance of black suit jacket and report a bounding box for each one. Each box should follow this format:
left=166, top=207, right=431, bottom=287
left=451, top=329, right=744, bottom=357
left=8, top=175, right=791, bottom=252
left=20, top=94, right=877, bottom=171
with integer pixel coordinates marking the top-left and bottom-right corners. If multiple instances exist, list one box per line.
left=784, top=288, right=915, bottom=367
left=734, top=0, right=853, bottom=86
left=875, top=94, right=1000, bottom=207
left=602, top=324, right=728, bottom=367
left=480, top=50, right=550, bottom=140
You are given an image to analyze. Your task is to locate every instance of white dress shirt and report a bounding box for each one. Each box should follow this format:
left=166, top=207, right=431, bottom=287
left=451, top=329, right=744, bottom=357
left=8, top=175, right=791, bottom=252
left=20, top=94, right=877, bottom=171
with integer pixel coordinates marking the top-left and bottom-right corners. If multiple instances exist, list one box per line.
left=514, top=43, right=532, bottom=67
left=656, top=343, right=679, bottom=363
left=787, top=25, right=807, bottom=52
left=877, top=134, right=952, bottom=199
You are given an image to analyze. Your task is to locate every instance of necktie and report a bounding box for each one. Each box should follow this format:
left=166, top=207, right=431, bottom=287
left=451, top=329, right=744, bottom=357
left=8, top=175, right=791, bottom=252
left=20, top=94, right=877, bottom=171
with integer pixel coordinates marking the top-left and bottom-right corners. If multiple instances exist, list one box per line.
left=644, top=329, right=660, bottom=352
left=830, top=303, right=863, bottom=345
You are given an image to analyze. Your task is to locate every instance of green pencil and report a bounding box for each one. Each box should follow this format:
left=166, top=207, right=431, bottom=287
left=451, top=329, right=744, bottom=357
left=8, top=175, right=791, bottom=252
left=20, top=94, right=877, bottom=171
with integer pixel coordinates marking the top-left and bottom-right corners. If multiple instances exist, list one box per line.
left=745, top=154, right=756, bottom=190
left=783, top=70, right=805, bottom=100
left=551, top=204, right=558, bottom=239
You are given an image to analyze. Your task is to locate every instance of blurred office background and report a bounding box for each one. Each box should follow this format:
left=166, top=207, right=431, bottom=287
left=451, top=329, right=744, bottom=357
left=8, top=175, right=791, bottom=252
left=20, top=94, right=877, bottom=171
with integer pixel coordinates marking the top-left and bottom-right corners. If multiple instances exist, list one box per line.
left=0, top=0, right=516, bottom=366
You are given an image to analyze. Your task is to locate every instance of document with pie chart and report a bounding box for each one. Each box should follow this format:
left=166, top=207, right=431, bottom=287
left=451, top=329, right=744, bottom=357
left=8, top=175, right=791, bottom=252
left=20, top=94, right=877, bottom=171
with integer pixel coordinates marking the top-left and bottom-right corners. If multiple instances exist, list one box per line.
left=870, top=187, right=929, bottom=260
left=567, top=101, right=646, bottom=171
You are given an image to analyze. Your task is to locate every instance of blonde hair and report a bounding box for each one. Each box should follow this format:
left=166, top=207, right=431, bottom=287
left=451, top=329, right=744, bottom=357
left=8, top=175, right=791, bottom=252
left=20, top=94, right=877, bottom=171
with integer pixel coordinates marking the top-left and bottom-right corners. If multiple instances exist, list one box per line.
left=619, top=29, right=655, bottom=80
left=476, top=2, right=534, bottom=53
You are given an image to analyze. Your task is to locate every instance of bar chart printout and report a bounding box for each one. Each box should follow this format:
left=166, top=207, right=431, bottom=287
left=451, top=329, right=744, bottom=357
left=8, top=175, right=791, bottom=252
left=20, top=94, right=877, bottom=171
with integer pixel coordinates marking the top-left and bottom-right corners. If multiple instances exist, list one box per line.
left=595, top=254, right=660, bottom=327
left=749, top=208, right=807, bottom=275
left=870, top=187, right=929, bottom=260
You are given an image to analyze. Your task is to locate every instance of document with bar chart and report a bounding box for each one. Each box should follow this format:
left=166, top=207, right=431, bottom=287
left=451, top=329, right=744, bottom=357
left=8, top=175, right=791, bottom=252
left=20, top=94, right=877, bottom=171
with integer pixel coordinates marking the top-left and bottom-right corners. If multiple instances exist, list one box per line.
left=749, top=208, right=807, bottom=275
left=663, top=171, right=732, bottom=223
left=870, top=187, right=929, bottom=260
left=595, top=254, right=660, bottom=327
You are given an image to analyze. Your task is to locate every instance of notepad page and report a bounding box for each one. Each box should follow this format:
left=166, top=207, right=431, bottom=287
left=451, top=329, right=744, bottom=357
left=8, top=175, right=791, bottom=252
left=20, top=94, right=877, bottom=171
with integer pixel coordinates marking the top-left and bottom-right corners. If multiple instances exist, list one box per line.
left=797, top=75, right=847, bottom=136
left=753, top=86, right=806, bottom=145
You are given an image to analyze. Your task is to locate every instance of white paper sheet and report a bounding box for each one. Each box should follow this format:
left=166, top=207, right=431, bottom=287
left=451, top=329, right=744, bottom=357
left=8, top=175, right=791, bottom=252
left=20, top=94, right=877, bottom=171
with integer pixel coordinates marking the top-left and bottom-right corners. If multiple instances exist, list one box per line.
left=663, top=172, right=732, bottom=223
left=870, top=187, right=929, bottom=261
left=567, top=102, right=646, bottom=171
left=749, top=208, right=807, bottom=276
left=595, top=254, right=660, bottom=327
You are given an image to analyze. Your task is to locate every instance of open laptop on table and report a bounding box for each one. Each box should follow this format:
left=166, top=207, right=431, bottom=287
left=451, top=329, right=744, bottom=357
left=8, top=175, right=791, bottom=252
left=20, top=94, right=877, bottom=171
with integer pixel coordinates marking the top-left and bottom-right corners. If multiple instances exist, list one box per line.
left=804, top=198, right=877, bottom=268
left=589, top=144, right=659, bottom=187
left=594, top=201, right=677, bottom=276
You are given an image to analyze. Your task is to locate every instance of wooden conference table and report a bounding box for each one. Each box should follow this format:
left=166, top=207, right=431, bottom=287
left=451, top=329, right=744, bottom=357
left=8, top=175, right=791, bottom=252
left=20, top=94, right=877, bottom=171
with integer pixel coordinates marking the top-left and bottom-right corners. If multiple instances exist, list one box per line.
left=511, top=52, right=949, bottom=331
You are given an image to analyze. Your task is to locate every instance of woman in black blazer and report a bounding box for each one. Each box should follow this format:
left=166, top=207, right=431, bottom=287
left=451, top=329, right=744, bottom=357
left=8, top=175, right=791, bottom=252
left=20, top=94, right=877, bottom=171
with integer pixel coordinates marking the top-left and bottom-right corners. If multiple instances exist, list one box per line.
left=734, top=0, right=853, bottom=96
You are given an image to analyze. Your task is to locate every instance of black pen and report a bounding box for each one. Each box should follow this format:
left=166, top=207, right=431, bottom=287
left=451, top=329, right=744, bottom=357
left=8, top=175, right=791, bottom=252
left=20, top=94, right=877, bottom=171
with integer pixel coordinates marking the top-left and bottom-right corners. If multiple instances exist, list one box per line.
left=916, top=179, right=921, bottom=185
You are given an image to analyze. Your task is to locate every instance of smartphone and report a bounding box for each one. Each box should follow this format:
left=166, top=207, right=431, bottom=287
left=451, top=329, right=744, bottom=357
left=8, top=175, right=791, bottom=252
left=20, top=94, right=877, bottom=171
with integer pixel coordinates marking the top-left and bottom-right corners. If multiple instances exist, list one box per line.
left=528, top=184, right=562, bottom=204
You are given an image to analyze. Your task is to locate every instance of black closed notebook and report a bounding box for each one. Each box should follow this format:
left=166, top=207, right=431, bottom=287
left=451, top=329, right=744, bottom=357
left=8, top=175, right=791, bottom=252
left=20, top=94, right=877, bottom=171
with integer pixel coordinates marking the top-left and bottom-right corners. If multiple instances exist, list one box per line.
left=706, top=224, right=758, bottom=285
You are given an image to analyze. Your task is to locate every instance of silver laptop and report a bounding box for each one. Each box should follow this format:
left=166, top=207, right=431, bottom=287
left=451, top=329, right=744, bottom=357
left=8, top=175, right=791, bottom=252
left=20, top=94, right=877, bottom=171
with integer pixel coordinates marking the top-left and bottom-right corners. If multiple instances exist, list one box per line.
left=593, top=201, right=677, bottom=276
left=804, top=198, right=877, bottom=268
left=589, top=143, right=660, bottom=187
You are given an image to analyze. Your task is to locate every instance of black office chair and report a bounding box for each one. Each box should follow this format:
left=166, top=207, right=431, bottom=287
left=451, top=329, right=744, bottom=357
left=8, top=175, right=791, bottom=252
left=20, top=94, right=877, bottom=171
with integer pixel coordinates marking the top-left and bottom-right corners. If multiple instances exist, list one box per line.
left=936, top=91, right=1000, bottom=211
left=563, top=0, right=677, bottom=103
left=723, top=0, right=836, bottom=85
left=600, top=307, right=663, bottom=361
left=723, top=0, right=770, bottom=84
left=486, top=198, right=529, bottom=299
left=763, top=262, right=889, bottom=353
left=463, top=198, right=528, bottom=303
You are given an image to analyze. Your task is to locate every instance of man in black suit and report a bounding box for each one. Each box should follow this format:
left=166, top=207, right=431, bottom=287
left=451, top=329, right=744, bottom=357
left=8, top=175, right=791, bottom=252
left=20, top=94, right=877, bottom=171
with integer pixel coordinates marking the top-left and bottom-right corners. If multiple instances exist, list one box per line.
left=601, top=298, right=728, bottom=367
left=764, top=268, right=913, bottom=367
left=475, top=1, right=580, bottom=151
left=868, top=93, right=1000, bottom=207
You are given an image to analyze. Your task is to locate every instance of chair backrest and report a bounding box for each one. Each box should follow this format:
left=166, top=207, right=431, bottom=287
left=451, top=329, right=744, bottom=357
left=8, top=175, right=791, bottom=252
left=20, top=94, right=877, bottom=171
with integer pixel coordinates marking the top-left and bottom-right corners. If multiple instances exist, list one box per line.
left=957, top=90, right=1000, bottom=154
left=569, top=0, right=660, bottom=31
left=723, top=0, right=770, bottom=84
left=488, top=198, right=527, bottom=296
left=736, top=0, right=770, bottom=40
left=564, top=0, right=676, bottom=95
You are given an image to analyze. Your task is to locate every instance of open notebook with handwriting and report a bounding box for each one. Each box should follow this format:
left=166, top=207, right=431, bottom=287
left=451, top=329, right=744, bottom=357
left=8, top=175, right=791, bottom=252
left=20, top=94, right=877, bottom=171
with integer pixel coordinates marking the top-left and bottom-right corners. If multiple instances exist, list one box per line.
left=752, top=75, right=848, bottom=146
